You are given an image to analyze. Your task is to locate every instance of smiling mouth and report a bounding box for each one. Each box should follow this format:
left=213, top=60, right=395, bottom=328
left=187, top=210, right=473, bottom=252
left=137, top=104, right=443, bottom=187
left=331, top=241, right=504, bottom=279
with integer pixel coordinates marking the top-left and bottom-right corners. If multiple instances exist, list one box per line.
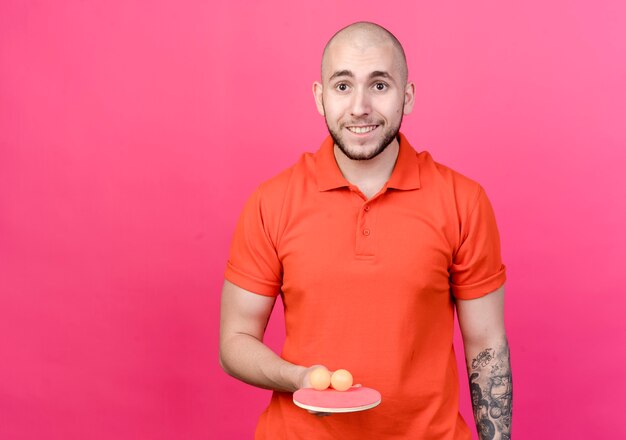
left=346, top=125, right=378, bottom=134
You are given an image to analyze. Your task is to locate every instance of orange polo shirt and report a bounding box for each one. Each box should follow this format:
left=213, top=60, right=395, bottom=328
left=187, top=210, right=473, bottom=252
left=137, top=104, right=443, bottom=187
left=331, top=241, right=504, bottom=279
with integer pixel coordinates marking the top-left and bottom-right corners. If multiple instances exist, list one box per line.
left=225, top=133, right=506, bottom=439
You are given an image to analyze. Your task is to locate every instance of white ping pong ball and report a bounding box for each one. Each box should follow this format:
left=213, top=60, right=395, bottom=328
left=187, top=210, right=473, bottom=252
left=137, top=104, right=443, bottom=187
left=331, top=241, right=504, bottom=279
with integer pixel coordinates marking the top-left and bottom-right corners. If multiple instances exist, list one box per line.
left=309, top=367, right=331, bottom=390
left=330, top=369, right=353, bottom=391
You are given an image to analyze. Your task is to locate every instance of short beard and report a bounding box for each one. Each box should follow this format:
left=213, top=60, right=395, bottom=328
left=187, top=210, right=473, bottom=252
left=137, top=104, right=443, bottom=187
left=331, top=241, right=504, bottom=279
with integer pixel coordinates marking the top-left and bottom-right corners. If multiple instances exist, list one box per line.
left=324, top=114, right=403, bottom=161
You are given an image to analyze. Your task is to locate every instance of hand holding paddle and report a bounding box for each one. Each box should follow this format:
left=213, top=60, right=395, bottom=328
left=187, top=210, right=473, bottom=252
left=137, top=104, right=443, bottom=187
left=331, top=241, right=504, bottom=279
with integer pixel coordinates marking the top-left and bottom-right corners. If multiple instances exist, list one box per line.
left=294, top=366, right=381, bottom=414
left=299, top=365, right=333, bottom=416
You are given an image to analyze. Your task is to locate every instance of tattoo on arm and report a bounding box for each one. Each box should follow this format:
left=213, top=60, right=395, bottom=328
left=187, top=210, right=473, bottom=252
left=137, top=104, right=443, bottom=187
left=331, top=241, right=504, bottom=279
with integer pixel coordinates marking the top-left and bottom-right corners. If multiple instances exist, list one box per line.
left=468, top=340, right=513, bottom=440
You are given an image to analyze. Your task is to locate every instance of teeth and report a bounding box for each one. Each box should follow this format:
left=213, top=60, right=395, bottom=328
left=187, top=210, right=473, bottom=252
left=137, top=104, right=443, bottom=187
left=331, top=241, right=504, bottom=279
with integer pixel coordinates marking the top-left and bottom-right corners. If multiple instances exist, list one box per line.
left=347, top=125, right=376, bottom=134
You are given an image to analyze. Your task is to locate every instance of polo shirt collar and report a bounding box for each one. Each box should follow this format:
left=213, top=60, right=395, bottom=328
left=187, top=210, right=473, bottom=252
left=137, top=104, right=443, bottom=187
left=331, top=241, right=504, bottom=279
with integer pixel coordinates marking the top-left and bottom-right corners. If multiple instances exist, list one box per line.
left=315, top=132, right=421, bottom=191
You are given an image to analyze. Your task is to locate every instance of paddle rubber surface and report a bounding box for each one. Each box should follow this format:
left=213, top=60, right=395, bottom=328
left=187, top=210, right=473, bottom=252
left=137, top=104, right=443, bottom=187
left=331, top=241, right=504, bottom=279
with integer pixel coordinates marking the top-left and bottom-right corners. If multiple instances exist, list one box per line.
left=293, top=386, right=381, bottom=413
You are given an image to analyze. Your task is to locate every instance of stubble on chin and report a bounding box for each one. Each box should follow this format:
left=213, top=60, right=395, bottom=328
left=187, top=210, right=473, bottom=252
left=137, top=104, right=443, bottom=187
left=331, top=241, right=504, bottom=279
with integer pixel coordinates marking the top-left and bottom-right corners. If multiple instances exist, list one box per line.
left=327, top=124, right=401, bottom=161
left=320, top=98, right=405, bottom=161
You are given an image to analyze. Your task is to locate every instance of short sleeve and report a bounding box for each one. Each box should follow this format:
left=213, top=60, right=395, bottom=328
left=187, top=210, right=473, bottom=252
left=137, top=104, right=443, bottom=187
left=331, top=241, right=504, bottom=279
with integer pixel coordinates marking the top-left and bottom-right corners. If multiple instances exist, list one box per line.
left=224, top=188, right=282, bottom=297
left=450, top=186, right=506, bottom=299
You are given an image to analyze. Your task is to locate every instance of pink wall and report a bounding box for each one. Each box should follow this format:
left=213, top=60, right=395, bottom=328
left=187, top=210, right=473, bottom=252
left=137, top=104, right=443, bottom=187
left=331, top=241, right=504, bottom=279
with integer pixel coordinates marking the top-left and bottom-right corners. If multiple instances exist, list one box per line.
left=1, top=1, right=625, bottom=438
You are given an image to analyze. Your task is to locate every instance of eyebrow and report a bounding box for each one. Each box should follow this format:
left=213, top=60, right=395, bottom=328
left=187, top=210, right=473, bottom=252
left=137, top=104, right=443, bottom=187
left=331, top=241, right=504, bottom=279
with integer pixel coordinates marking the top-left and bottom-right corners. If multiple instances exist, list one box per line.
left=328, top=70, right=394, bottom=82
left=370, top=71, right=392, bottom=80
left=329, top=70, right=353, bottom=81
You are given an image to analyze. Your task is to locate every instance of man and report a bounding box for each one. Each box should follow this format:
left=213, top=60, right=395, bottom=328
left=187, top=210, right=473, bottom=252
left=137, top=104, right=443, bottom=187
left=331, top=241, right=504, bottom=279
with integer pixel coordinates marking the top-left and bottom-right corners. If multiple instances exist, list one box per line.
left=220, top=21, right=512, bottom=439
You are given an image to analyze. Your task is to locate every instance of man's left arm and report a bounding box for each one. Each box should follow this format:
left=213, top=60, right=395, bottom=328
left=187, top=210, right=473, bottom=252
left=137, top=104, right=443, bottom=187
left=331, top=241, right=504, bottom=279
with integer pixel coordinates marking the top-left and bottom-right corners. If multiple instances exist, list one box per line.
left=457, top=285, right=512, bottom=440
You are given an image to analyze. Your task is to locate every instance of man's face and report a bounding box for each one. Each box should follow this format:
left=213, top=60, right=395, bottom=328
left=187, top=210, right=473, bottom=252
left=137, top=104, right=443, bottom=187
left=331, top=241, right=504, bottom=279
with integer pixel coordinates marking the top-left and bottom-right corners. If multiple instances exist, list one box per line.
left=313, top=40, right=414, bottom=161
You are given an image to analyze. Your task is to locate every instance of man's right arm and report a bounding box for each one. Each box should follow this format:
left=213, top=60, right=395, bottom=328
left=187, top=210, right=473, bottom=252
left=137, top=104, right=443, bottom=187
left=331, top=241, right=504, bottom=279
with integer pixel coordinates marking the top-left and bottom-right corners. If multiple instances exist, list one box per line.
left=219, top=280, right=317, bottom=393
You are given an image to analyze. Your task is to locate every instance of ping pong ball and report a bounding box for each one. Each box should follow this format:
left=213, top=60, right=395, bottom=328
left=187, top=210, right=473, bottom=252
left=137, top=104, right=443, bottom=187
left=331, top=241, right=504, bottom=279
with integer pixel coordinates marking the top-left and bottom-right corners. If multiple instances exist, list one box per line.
left=309, top=367, right=331, bottom=390
left=330, top=369, right=353, bottom=391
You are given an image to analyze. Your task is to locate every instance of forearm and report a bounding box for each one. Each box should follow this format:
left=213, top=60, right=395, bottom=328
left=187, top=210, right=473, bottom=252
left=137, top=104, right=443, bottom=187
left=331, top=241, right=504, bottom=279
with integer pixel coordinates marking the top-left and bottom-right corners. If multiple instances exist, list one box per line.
left=465, top=336, right=513, bottom=440
left=219, top=332, right=307, bottom=393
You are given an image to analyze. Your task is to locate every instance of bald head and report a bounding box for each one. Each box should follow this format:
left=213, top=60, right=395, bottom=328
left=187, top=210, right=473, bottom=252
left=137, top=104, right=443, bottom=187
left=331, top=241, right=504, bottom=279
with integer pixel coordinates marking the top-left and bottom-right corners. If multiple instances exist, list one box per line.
left=321, top=22, right=408, bottom=84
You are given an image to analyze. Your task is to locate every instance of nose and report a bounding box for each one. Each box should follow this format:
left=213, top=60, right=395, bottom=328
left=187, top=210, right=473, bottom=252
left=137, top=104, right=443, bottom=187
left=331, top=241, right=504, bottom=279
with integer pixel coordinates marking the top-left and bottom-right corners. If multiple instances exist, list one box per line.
left=350, top=88, right=371, bottom=117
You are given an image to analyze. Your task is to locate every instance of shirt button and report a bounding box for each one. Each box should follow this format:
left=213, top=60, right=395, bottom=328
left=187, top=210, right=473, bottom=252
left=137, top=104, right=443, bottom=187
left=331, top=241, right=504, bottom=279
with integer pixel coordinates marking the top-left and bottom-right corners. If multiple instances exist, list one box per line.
left=364, top=205, right=370, bottom=212
left=363, top=229, right=371, bottom=236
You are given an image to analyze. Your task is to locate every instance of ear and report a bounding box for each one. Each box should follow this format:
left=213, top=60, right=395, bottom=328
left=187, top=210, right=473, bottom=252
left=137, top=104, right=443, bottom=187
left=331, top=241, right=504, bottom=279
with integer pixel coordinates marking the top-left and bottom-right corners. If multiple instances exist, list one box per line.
left=402, top=81, right=416, bottom=115
left=312, top=81, right=325, bottom=116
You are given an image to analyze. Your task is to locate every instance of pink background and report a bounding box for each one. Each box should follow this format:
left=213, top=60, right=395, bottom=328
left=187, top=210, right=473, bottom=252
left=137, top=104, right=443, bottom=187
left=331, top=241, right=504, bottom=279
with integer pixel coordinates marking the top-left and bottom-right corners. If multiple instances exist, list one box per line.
left=1, top=1, right=625, bottom=438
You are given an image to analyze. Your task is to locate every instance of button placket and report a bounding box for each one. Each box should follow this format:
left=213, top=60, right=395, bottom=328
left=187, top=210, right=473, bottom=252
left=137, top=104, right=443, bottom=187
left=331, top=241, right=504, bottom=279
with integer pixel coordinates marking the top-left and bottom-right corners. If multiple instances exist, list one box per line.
left=363, top=204, right=371, bottom=236
left=355, top=200, right=376, bottom=256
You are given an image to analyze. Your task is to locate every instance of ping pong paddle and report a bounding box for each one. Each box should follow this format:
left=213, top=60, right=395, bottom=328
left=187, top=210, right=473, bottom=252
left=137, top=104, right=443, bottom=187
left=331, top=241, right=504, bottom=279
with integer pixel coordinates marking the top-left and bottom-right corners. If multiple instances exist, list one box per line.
left=293, top=385, right=382, bottom=413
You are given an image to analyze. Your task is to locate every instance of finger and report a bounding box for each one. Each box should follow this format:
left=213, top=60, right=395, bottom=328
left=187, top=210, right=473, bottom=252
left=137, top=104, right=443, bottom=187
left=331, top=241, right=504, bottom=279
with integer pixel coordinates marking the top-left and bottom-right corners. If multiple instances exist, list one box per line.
left=308, top=410, right=332, bottom=417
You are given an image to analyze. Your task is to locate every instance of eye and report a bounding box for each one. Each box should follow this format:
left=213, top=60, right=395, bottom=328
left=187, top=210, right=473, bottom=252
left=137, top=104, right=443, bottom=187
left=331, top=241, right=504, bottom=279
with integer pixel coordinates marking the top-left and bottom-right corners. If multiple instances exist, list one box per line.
left=374, top=82, right=388, bottom=91
left=335, top=83, right=350, bottom=92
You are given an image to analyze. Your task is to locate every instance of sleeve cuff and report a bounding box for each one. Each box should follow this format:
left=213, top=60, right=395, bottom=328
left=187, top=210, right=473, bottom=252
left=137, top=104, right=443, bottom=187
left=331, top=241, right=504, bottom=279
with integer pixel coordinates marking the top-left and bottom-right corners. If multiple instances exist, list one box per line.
left=451, top=265, right=507, bottom=300
left=224, top=262, right=281, bottom=297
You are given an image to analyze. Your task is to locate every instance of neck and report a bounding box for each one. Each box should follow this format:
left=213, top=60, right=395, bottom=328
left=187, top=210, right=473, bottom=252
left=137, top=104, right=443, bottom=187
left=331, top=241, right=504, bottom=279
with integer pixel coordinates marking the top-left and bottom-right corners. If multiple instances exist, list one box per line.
left=333, top=137, right=400, bottom=199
